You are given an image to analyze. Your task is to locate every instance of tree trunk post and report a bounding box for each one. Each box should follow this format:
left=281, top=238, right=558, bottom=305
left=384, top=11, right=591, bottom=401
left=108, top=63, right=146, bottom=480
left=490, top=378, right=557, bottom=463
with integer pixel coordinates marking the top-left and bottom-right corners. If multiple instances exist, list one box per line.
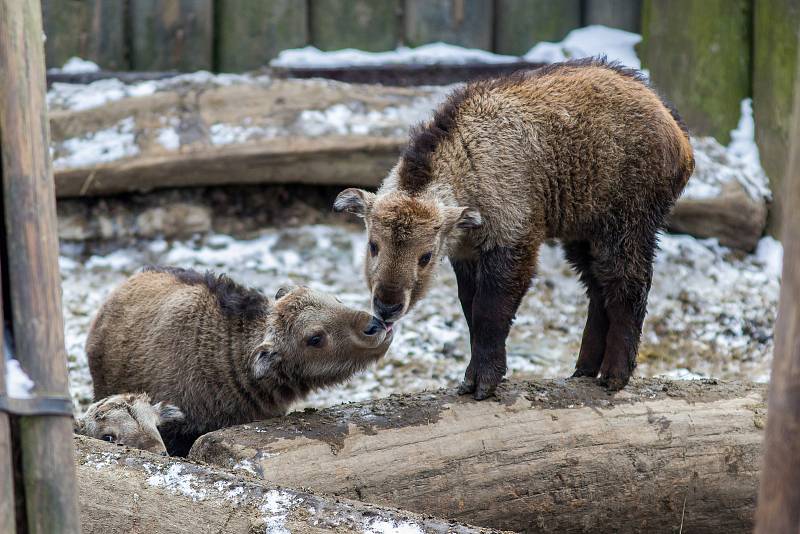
left=755, top=32, right=800, bottom=534
left=0, top=0, right=81, bottom=532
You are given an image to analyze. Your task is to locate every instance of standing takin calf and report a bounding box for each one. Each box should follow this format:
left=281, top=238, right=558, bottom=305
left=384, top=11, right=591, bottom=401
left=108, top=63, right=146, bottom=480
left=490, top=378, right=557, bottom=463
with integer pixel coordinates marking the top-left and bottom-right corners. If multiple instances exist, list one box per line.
left=74, top=393, right=184, bottom=455
left=334, top=58, right=694, bottom=398
left=87, top=266, right=393, bottom=455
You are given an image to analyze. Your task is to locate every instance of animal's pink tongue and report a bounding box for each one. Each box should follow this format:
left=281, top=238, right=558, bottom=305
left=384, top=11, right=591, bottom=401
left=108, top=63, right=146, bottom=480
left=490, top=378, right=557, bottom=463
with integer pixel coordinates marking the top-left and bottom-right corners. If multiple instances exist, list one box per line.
left=385, top=324, right=393, bottom=333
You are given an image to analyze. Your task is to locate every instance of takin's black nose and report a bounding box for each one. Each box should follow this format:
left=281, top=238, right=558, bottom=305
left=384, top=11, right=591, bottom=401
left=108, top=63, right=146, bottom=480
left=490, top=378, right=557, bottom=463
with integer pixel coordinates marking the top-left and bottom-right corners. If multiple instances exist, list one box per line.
left=372, top=296, right=402, bottom=323
left=363, top=316, right=386, bottom=336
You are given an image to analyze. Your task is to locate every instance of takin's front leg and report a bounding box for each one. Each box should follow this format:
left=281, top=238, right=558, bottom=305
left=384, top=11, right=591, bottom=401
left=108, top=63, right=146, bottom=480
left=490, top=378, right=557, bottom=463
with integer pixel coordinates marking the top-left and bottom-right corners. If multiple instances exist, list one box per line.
left=459, top=245, right=536, bottom=400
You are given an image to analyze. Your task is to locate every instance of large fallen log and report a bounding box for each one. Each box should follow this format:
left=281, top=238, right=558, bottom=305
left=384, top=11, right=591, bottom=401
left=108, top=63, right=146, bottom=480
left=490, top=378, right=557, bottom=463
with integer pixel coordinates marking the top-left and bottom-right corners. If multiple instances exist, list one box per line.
left=74, top=435, right=497, bottom=534
left=48, top=75, right=769, bottom=249
left=190, top=378, right=766, bottom=533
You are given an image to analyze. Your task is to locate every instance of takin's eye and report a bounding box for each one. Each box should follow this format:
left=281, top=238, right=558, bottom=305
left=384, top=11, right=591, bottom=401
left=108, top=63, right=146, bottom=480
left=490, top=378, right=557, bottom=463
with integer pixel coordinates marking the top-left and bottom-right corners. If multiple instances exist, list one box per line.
left=307, top=333, right=325, bottom=348
left=368, top=240, right=379, bottom=257
left=418, top=251, right=433, bottom=268
left=101, top=434, right=115, bottom=443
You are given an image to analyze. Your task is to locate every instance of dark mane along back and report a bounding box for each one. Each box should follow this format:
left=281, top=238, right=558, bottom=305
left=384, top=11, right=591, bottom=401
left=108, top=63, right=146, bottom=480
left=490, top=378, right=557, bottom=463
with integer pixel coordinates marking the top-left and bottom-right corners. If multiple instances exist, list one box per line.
left=397, top=57, right=688, bottom=194
left=142, top=265, right=269, bottom=321
left=399, top=85, right=469, bottom=195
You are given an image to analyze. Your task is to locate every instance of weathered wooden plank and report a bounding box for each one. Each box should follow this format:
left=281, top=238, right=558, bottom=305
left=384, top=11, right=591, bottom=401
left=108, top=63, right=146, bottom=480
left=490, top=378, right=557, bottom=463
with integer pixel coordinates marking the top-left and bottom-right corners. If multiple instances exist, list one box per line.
left=0, top=295, right=15, bottom=534
left=641, top=0, right=751, bottom=144
left=583, top=0, right=641, bottom=33
left=494, top=0, right=580, bottom=55
left=130, top=0, right=214, bottom=71
left=755, top=32, right=800, bottom=533
left=191, top=378, right=766, bottom=533
left=216, top=0, right=308, bottom=72
left=404, top=0, right=493, bottom=50
left=310, top=0, right=399, bottom=52
left=42, top=0, right=127, bottom=70
left=753, top=0, right=800, bottom=237
left=75, top=436, right=498, bottom=534
left=0, top=0, right=81, bottom=532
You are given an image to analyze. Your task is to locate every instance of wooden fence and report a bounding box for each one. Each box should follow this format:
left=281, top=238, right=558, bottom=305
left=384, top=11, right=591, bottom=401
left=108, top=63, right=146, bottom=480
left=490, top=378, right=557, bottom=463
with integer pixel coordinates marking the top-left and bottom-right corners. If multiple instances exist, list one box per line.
left=41, top=0, right=800, bottom=234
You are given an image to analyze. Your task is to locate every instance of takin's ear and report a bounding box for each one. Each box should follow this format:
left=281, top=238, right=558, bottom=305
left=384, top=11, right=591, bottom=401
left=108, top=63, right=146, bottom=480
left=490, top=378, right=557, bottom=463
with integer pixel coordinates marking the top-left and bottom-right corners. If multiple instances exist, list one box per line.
left=154, top=402, right=185, bottom=425
left=73, top=417, right=86, bottom=434
left=333, top=188, right=376, bottom=217
left=252, top=343, right=280, bottom=380
left=443, top=206, right=482, bottom=233
left=275, top=285, right=295, bottom=300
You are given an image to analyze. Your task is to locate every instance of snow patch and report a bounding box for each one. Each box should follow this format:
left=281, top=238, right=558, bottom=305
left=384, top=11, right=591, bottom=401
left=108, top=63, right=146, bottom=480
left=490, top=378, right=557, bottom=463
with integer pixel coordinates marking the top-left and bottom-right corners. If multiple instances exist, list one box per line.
left=271, top=42, right=518, bottom=68
left=683, top=100, right=771, bottom=202
left=756, top=237, right=783, bottom=278
left=52, top=57, right=101, bottom=74
left=260, top=489, right=298, bottom=534
left=53, top=117, right=139, bottom=170
left=5, top=358, right=34, bottom=399
left=145, top=464, right=208, bottom=501
left=156, top=128, right=181, bottom=151
left=524, top=25, right=642, bottom=69
left=364, top=519, right=425, bottom=534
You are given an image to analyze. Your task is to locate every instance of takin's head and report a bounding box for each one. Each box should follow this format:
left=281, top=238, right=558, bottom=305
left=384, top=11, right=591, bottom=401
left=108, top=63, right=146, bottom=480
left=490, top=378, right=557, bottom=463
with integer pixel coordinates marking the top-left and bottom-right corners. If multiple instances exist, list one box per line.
left=74, top=393, right=184, bottom=455
left=334, top=189, right=481, bottom=324
left=252, top=285, right=393, bottom=389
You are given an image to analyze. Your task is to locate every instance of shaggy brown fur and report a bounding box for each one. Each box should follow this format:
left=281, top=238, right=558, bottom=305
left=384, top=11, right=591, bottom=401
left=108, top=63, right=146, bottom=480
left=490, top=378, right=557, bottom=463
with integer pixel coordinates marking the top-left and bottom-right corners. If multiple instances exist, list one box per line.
left=87, top=267, right=392, bottom=455
left=74, top=393, right=183, bottom=455
left=335, top=58, right=694, bottom=398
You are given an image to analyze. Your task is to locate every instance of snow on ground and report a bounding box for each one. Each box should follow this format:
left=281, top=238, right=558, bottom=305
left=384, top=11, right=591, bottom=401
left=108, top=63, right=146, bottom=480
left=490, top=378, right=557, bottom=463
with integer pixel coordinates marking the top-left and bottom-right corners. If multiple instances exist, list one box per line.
left=271, top=42, right=519, bottom=68
left=61, top=223, right=780, bottom=413
left=683, top=99, right=772, bottom=202
left=48, top=57, right=101, bottom=74
left=52, top=116, right=139, bottom=170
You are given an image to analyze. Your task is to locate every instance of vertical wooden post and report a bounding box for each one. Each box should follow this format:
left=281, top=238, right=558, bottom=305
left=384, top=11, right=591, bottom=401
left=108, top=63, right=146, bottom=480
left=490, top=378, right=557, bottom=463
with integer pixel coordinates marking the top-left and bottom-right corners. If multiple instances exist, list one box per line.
left=754, top=34, right=800, bottom=534
left=0, top=0, right=81, bottom=532
left=404, top=0, right=493, bottom=50
left=0, top=295, right=16, bottom=534
left=310, top=0, right=400, bottom=52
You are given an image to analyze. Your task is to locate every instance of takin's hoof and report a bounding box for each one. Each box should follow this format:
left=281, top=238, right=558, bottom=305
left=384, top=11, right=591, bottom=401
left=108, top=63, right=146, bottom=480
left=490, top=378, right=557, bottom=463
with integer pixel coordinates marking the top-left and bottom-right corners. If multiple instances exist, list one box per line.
left=457, top=380, right=476, bottom=396
left=597, top=374, right=631, bottom=391
left=472, top=384, right=497, bottom=401
left=571, top=368, right=599, bottom=378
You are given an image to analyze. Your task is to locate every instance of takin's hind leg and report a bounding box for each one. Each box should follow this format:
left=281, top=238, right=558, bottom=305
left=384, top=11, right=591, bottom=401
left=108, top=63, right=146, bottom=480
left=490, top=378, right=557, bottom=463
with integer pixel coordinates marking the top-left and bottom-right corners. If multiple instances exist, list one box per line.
left=563, top=241, right=610, bottom=378
left=592, top=234, right=656, bottom=390
left=459, top=245, right=537, bottom=400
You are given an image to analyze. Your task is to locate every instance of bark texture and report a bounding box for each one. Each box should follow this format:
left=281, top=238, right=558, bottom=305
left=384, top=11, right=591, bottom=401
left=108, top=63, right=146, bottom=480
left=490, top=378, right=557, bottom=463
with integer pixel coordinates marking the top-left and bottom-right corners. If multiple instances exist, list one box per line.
left=191, top=378, right=766, bottom=533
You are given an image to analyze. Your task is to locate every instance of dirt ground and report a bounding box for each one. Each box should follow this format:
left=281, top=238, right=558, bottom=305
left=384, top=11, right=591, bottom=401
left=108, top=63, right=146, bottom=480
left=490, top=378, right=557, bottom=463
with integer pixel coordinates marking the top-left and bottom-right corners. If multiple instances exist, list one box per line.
left=58, top=187, right=779, bottom=413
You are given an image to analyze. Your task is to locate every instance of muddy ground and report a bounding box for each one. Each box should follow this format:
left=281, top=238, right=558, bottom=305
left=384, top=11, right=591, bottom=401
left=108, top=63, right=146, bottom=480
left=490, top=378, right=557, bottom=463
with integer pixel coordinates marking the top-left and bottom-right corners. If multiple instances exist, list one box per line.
left=58, top=185, right=779, bottom=414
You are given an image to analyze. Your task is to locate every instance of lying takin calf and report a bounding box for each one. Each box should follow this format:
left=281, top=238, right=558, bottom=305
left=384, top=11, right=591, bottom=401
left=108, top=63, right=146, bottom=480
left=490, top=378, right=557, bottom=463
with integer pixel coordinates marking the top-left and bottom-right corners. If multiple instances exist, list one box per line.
left=87, top=266, right=393, bottom=455
left=74, top=393, right=184, bottom=455
left=335, top=58, right=694, bottom=398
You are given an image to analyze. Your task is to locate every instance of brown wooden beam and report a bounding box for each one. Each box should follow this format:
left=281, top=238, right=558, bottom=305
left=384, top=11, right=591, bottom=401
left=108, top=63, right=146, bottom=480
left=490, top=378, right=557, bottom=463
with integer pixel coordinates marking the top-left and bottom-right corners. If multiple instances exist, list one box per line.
left=0, top=0, right=81, bottom=532
left=755, top=33, right=800, bottom=534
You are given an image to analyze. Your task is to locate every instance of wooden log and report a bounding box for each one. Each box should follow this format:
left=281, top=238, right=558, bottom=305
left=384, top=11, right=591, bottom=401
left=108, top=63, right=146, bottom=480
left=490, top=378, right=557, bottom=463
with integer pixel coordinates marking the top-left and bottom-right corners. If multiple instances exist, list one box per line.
left=0, top=0, right=81, bottom=532
left=310, top=0, right=400, bottom=52
left=41, top=0, right=127, bottom=70
left=754, top=32, right=800, bottom=533
left=0, top=291, right=15, bottom=534
left=130, top=0, right=214, bottom=72
left=641, top=0, right=751, bottom=144
left=190, top=378, right=766, bottom=533
left=583, top=0, right=641, bottom=33
left=753, top=0, right=800, bottom=237
left=404, top=0, right=493, bottom=50
left=216, top=0, right=308, bottom=73
left=74, top=435, right=498, bottom=534
left=668, top=179, right=768, bottom=252
left=494, top=0, right=580, bottom=55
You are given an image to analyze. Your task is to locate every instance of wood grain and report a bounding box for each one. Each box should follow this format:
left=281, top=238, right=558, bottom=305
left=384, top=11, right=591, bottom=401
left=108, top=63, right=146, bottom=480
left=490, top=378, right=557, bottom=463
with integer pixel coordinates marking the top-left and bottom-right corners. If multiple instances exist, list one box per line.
left=74, top=435, right=498, bottom=534
left=0, top=0, right=80, bottom=532
left=191, top=378, right=766, bottom=533
left=754, top=31, right=800, bottom=533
